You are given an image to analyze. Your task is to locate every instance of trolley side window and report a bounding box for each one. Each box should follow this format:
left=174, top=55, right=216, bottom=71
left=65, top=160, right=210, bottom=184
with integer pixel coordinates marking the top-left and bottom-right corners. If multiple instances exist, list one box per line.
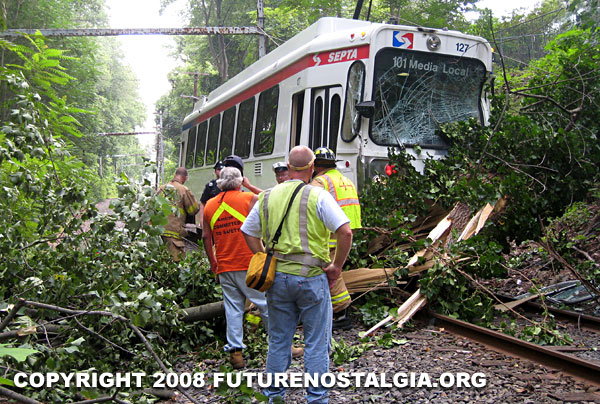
left=290, top=91, right=305, bottom=150
left=206, top=115, right=220, bottom=165
left=329, top=94, right=341, bottom=152
left=309, top=86, right=342, bottom=152
left=185, top=126, right=197, bottom=169
left=220, top=106, right=236, bottom=160
left=235, top=98, right=255, bottom=159
left=194, top=121, right=208, bottom=167
left=179, top=141, right=185, bottom=167
left=254, top=85, right=279, bottom=156
left=311, top=95, right=323, bottom=151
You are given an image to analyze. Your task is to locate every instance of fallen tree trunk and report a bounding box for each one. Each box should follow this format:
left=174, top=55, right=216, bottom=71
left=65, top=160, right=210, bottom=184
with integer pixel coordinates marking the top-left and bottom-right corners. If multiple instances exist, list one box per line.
left=182, top=301, right=224, bottom=322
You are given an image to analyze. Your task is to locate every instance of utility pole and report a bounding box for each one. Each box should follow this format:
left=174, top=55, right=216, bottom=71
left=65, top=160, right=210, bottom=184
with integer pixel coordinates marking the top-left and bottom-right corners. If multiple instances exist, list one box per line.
left=181, top=71, right=209, bottom=107
left=155, top=110, right=164, bottom=189
left=159, top=111, right=164, bottom=186
left=257, top=0, right=266, bottom=58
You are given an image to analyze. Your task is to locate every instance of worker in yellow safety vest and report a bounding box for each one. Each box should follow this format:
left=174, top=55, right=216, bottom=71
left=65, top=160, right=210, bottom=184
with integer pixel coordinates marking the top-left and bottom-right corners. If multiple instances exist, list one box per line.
left=157, top=167, right=200, bottom=262
left=241, top=146, right=352, bottom=403
left=311, top=147, right=362, bottom=329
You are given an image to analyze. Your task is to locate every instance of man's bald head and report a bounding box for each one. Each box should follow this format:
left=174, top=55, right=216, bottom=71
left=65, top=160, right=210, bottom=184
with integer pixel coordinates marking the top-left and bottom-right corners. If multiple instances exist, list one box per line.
left=288, top=146, right=314, bottom=171
left=287, top=146, right=314, bottom=183
left=173, top=167, right=189, bottom=183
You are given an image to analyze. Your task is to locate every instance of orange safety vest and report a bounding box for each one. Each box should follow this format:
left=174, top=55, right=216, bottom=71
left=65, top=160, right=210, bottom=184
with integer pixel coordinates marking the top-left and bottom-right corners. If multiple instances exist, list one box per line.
left=203, top=190, right=254, bottom=274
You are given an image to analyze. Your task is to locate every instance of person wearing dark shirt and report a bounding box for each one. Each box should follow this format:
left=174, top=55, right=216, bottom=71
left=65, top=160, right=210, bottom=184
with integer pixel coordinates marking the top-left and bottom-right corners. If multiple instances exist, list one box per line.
left=198, top=161, right=224, bottom=232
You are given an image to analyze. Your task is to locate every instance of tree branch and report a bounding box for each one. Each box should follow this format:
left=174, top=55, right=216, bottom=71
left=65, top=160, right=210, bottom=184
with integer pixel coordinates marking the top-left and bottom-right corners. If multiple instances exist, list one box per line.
left=73, top=317, right=135, bottom=357
left=536, top=241, right=600, bottom=297
left=18, top=237, right=63, bottom=251
left=0, top=298, right=25, bottom=333
left=0, top=324, right=63, bottom=342
left=484, top=152, right=548, bottom=192
left=512, top=90, right=581, bottom=116
left=571, top=246, right=600, bottom=268
left=0, top=386, right=42, bottom=404
left=19, top=300, right=202, bottom=404
left=452, top=261, right=570, bottom=344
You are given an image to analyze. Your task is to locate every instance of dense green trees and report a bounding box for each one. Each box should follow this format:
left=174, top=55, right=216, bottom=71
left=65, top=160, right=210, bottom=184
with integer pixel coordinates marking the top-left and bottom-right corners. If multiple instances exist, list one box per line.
left=1, top=0, right=148, bottom=197
left=0, top=33, right=220, bottom=402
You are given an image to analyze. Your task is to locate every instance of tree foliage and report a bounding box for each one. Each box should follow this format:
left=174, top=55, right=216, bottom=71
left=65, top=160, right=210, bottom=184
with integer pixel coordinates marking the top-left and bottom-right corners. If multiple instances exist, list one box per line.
left=0, top=35, right=223, bottom=402
left=1, top=0, right=148, bottom=197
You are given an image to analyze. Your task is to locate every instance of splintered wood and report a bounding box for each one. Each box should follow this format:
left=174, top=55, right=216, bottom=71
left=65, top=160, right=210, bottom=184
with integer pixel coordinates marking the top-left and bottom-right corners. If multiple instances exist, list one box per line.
left=357, top=198, right=505, bottom=335
left=363, top=288, right=428, bottom=336
left=341, top=267, right=404, bottom=293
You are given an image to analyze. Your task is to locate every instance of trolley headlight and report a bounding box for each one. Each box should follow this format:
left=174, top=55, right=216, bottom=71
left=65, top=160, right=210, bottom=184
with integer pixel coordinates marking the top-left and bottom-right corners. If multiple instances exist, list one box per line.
left=426, top=35, right=441, bottom=51
left=368, top=159, right=389, bottom=180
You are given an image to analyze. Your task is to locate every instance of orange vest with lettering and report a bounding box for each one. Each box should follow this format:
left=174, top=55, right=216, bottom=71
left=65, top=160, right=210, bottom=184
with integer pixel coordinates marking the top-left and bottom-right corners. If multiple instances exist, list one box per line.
left=204, top=191, right=254, bottom=274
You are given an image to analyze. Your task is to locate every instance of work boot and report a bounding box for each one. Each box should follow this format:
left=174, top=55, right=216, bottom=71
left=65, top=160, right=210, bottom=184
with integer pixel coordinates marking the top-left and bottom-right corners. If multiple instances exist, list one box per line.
left=332, top=308, right=352, bottom=330
left=291, top=346, right=304, bottom=359
left=229, top=350, right=245, bottom=369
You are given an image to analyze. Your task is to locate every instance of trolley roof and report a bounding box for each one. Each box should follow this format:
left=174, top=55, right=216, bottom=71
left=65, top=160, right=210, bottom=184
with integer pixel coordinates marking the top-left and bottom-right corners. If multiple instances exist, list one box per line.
left=182, top=17, right=491, bottom=129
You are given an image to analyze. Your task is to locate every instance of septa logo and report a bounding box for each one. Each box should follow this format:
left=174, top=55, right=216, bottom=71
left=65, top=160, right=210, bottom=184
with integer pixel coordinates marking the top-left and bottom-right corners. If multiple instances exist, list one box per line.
left=393, top=32, right=413, bottom=49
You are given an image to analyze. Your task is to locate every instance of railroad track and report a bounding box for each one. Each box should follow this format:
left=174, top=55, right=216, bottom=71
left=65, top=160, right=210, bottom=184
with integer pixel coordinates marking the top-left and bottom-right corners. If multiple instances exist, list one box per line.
left=496, top=292, right=600, bottom=333
left=426, top=310, right=600, bottom=387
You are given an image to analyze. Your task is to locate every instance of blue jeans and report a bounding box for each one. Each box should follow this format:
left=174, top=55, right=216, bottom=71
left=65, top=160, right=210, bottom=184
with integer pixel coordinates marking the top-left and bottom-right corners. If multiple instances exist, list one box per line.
left=219, top=271, right=269, bottom=351
left=264, top=272, right=332, bottom=404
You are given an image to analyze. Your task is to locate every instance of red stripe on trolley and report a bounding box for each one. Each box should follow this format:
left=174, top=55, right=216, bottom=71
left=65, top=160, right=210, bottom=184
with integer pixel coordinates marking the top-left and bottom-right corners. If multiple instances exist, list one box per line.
left=184, top=44, right=370, bottom=130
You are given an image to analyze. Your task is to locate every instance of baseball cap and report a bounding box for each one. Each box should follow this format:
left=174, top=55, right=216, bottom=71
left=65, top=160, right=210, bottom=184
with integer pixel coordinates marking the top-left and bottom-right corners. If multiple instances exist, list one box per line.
left=214, top=160, right=224, bottom=170
left=223, top=155, right=244, bottom=175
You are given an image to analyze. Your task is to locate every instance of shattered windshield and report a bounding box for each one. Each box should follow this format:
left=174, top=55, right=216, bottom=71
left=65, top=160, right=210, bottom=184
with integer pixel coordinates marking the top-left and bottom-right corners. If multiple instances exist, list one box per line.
left=371, top=48, right=487, bottom=148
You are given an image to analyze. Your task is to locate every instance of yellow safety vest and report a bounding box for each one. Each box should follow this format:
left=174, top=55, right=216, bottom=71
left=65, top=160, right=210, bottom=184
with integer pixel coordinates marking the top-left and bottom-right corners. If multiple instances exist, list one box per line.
left=258, top=181, right=330, bottom=277
left=315, top=169, right=362, bottom=230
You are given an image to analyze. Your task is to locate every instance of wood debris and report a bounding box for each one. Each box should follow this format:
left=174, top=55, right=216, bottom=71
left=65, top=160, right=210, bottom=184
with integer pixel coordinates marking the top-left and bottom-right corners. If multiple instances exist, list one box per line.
left=357, top=197, right=506, bottom=336
left=342, top=267, right=406, bottom=294
left=493, top=293, right=543, bottom=312
left=363, top=288, right=428, bottom=336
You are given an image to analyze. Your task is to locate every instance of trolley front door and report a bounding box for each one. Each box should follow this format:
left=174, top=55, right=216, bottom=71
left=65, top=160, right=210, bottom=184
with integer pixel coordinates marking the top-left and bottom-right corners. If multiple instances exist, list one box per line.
left=309, top=86, right=342, bottom=154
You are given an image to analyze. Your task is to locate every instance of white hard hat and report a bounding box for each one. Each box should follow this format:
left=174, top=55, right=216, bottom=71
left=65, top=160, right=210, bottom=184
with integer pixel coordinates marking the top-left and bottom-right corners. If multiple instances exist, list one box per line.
left=272, top=162, right=288, bottom=172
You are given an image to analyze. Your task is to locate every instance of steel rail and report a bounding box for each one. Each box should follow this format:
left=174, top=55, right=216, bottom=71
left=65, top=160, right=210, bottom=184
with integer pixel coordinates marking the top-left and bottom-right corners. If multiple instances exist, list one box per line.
left=496, top=293, right=600, bottom=333
left=521, top=302, right=600, bottom=332
left=428, top=312, right=600, bottom=387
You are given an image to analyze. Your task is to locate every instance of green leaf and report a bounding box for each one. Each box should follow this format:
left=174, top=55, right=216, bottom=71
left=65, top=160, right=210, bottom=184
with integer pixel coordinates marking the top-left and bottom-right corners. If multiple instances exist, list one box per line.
left=0, top=344, right=39, bottom=362
left=70, top=337, right=85, bottom=346
left=0, top=377, right=15, bottom=386
left=62, top=345, right=80, bottom=354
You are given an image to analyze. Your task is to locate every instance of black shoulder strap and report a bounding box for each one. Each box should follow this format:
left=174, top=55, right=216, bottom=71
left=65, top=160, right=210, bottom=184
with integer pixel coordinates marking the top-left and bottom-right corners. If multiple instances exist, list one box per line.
left=270, top=182, right=306, bottom=250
